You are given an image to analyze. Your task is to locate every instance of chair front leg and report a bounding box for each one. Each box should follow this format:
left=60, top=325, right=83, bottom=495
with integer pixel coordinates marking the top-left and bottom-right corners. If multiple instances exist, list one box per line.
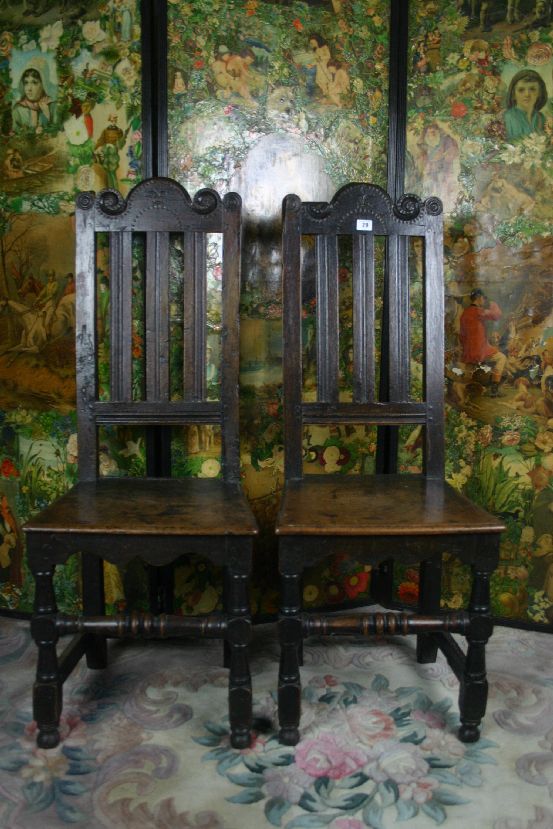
left=82, top=552, right=107, bottom=669
left=225, top=566, right=252, bottom=749
left=31, top=564, right=62, bottom=749
left=459, top=565, right=493, bottom=743
left=370, top=559, right=394, bottom=606
left=222, top=567, right=232, bottom=669
left=278, top=569, right=303, bottom=746
left=416, top=555, right=442, bottom=664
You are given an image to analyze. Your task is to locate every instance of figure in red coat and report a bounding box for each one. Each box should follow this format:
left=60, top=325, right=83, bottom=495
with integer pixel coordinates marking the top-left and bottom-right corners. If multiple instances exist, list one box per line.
left=459, top=288, right=506, bottom=396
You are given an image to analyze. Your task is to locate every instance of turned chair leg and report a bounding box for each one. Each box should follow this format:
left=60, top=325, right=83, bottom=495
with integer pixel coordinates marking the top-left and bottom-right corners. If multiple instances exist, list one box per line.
left=225, top=568, right=252, bottom=749
left=148, top=564, right=175, bottom=615
left=278, top=572, right=302, bottom=746
left=31, top=566, right=62, bottom=749
left=82, top=553, right=107, bottom=669
left=416, top=556, right=442, bottom=664
left=223, top=568, right=232, bottom=669
left=371, top=559, right=394, bottom=606
left=459, top=566, right=493, bottom=743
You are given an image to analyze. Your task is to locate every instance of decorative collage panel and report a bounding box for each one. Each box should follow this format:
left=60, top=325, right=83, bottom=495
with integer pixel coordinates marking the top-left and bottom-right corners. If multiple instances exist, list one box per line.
left=0, top=0, right=141, bottom=612
left=407, top=0, right=553, bottom=624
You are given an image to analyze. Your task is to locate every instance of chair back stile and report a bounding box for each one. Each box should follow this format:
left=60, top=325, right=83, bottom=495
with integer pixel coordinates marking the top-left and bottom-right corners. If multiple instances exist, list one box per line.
left=75, top=195, right=98, bottom=482
left=220, top=194, right=242, bottom=483
left=282, top=194, right=303, bottom=481
left=423, top=208, right=446, bottom=478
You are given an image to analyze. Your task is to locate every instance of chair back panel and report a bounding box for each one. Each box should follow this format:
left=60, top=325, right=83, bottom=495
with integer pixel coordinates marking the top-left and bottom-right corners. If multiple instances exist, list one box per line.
left=75, top=178, right=242, bottom=482
left=282, top=183, right=444, bottom=481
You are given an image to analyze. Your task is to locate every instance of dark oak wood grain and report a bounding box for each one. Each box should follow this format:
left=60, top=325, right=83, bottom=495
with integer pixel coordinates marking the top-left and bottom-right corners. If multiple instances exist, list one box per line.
left=277, top=475, right=504, bottom=536
left=277, top=183, right=503, bottom=748
left=24, top=178, right=257, bottom=752
left=25, top=479, right=258, bottom=536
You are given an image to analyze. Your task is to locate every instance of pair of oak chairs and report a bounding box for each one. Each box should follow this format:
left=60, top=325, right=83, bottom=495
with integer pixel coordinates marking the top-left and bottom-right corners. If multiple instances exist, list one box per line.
left=24, top=177, right=503, bottom=753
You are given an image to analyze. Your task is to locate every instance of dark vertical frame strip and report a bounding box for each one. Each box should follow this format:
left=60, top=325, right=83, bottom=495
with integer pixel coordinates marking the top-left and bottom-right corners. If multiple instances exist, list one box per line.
left=141, top=0, right=168, bottom=177
left=377, top=0, right=409, bottom=475
left=386, top=0, right=409, bottom=201
left=141, top=0, right=171, bottom=483
left=142, top=0, right=171, bottom=636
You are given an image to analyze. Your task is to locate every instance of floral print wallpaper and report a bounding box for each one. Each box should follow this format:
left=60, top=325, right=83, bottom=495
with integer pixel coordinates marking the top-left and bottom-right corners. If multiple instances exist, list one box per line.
left=1, top=0, right=552, bottom=629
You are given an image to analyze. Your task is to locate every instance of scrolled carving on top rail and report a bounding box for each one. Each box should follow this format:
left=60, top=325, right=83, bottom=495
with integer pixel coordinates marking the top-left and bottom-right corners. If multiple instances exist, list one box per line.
left=393, top=193, right=423, bottom=221
left=423, top=195, right=444, bottom=216
left=76, top=191, right=95, bottom=211
left=124, top=176, right=193, bottom=208
left=80, top=178, right=233, bottom=231
left=87, top=177, right=199, bottom=218
left=193, top=187, right=222, bottom=215
left=304, top=182, right=394, bottom=224
left=222, top=191, right=242, bottom=212
left=300, top=184, right=443, bottom=231
left=282, top=193, right=302, bottom=214
left=97, top=188, right=127, bottom=215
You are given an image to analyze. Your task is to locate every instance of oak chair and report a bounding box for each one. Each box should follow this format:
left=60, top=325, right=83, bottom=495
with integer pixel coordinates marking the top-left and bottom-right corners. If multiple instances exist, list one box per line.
left=277, top=184, right=504, bottom=746
left=24, top=178, right=257, bottom=750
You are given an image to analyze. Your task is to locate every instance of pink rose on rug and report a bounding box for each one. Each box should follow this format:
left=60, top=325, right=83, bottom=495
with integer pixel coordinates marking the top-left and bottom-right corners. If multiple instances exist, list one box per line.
left=399, top=776, right=439, bottom=804
left=421, top=728, right=465, bottom=759
left=364, top=740, right=429, bottom=784
left=295, top=733, right=367, bottom=779
left=332, top=818, right=365, bottom=829
left=412, top=708, right=445, bottom=729
left=345, top=707, right=396, bottom=745
left=263, top=766, right=313, bottom=804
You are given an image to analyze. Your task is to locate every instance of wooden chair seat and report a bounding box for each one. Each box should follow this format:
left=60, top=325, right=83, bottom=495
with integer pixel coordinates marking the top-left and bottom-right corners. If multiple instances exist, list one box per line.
left=26, top=478, right=258, bottom=537
left=277, top=475, right=503, bottom=537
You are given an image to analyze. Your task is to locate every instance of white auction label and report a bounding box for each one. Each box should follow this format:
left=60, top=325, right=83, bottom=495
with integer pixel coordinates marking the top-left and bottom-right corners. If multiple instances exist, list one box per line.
left=356, top=219, right=373, bottom=231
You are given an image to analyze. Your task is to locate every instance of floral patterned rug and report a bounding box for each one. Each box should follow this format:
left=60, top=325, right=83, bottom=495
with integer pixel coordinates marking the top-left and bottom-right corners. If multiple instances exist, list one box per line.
left=0, top=614, right=552, bottom=829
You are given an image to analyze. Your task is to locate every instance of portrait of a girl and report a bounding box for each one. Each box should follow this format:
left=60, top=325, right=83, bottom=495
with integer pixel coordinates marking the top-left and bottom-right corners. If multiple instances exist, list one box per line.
left=12, top=65, right=57, bottom=134
left=504, top=68, right=548, bottom=141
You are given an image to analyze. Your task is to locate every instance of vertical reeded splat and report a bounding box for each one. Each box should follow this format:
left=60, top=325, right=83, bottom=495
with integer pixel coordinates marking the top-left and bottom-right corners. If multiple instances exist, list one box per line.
left=386, top=233, right=410, bottom=403
left=109, top=231, right=133, bottom=402
left=145, top=231, right=170, bottom=401
left=352, top=233, right=375, bottom=404
left=316, top=235, right=339, bottom=404
left=182, top=231, right=207, bottom=401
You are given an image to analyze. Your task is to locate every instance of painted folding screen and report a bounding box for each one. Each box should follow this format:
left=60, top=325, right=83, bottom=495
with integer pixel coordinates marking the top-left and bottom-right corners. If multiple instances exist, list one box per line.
left=0, top=0, right=142, bottom=613
left=406, top=0, right=553, bottom=627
